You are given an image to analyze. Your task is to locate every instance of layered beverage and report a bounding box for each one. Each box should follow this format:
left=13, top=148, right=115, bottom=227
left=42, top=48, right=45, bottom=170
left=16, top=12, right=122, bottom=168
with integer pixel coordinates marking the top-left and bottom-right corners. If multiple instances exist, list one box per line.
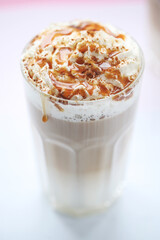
left=21, top=21, right=144, bottom=215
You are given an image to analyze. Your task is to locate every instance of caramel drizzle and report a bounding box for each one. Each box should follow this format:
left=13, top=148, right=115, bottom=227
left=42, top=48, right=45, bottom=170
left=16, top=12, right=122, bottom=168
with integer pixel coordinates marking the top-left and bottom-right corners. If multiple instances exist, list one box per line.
left=40, top=29, right=73, bottom=48
left=49, top=72, right=94, bottom=99
left=40, top=95, right=48, bottom=122
left=70, top=21, right=125, bottom=40
left=28, top=21, right=132, bottom=100
left=36, top=57, right=52, bottom=69
left=56, top=47, right=72, bottom=64
left=42, top=115, right=48, bottom=122
left=40, top=22, right=125, bottom=49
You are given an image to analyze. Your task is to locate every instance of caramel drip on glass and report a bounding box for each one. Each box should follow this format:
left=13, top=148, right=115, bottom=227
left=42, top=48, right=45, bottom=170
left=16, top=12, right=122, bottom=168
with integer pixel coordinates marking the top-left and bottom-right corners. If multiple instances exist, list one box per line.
left=41, top=95, right=48, bottom=122
left=42, top=115, right=48, bottom=122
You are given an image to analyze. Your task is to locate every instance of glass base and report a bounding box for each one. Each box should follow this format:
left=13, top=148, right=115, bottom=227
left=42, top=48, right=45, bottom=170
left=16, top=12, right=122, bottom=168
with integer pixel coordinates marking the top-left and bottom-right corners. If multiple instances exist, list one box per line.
left=47, top=182, right=125, bottom=217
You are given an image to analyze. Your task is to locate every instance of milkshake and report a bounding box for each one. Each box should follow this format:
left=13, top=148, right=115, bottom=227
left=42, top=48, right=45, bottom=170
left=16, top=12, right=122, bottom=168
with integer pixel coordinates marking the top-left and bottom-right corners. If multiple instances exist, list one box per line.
left=21, top=21, right=144, bottom=215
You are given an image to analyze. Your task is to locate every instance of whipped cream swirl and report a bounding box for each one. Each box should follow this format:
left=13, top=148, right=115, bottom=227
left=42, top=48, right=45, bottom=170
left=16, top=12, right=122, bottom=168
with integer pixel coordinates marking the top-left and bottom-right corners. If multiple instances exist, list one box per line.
left=21, top=21, right=141, bottom=101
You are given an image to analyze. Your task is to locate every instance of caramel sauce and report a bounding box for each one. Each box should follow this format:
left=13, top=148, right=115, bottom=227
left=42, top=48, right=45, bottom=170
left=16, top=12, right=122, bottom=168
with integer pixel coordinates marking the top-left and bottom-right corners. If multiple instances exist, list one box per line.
left=98, top=82, right=109, bottom=96
left=36, top=58, right=52, bottom=69
left=71, top=88, right=88, bottom=99
left=109, top=51, right=121, bottom=58
left=76, top=57, right=84, bottom=65
left=112, top=83, right=133, bottom=101
left=28, top=70, right=33, bottom=79
left=54, top=103, right=64, bottom=112
left=49, top=97, right=66, bottom=111
left=30, top=35, right=40, bottom=44
left=70, top=21, right=106, bottom=32
left=90, top=44, right=96, bottom=52
left=40, top=94, right=48, bottom=122
left=56, top=47, right=71, bottom=64
left=49, top=70, right=95, bottom=99
left=119, top=76, right=131, bottom=87
left=87, top=30, right=95, bottom=37
left=54, top=68, right=76, bottom=83
left=42, top=115, right=48, bottom=122
left=69, top=21, right=125, bottom=41
left=72, top=63, right=85, bottom=72
left=37, top=58, right=46, bottom=68
left=82, top=81, right=94, bottom=95
left=50, top=76, right=76, bottom=90
left=91, top=56, right=98, bottom=63
left=70, top=64, right=86, bottom=79
left=116, top=34, right=126, bottom=40
left=48, top=59, right=52, bottom=69
left=105, top=29, right=126, bottom=41
left=71, top=62, right=101, bottom=80
left=105, top=68, right=121, bottom=80
left=61, top=88, right=74, bottom=99
left=104, top=66, right=132, bottom=91
left=78, top=44, right=88, bottom=53
left=107, top=48, right=118, bottom=56
left=49, top=72, right=77, bottom=99
left=40, top=29, right=73, bottom=48
left=112, top=94, right=125, bottom=101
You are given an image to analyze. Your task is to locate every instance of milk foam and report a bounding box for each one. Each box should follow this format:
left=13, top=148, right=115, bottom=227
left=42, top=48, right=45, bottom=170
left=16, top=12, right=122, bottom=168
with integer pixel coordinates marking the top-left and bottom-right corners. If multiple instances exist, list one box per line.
left=23, top=76, right=140, bottom=122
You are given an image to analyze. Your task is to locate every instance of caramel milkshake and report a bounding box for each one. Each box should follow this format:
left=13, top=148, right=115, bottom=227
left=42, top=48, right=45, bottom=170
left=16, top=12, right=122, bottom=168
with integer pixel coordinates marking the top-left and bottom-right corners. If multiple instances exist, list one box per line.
left=21, top=21, right=144, bottom=215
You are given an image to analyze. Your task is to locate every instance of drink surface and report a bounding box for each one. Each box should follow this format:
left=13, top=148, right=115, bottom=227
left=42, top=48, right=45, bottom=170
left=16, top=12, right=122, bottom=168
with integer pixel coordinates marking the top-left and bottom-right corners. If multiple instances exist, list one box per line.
left=21, top=20, right=141, bottom=101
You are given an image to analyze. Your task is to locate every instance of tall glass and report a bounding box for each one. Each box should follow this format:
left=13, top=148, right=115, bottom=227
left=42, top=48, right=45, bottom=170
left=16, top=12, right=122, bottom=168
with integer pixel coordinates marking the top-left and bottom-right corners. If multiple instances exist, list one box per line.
left=21, top=45, right=144, bottom=216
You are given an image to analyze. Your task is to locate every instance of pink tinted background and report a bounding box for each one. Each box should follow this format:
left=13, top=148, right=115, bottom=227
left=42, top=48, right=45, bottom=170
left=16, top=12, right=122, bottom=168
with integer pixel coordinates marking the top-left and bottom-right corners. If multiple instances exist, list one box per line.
left=0, top=0, right=145, bottom=7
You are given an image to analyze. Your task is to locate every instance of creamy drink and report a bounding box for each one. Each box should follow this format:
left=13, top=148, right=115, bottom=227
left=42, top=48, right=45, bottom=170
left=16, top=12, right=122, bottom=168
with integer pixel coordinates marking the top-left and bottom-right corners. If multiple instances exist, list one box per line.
left=21, top=21, right=144, bottom=215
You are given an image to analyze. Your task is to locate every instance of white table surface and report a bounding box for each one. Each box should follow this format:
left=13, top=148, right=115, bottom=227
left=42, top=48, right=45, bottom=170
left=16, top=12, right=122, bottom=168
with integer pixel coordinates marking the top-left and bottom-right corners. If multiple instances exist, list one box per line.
left=0, top=2, right=160, bottom=240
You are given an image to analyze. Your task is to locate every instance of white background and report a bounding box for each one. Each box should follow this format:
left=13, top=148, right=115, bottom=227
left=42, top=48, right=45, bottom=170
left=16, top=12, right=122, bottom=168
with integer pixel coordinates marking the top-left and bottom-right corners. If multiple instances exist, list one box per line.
left=0, top=2, right=160, bottom=239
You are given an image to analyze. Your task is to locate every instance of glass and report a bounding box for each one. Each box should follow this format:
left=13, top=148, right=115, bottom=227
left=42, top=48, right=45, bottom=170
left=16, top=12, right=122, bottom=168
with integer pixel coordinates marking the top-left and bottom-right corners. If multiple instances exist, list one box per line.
left=21, top=43, right=144, bottom=216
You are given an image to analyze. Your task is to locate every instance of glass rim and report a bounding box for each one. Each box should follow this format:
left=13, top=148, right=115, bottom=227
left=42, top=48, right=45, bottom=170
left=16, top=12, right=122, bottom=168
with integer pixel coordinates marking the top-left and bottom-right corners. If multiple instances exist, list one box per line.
left=20, top=35, right=144, bottom=106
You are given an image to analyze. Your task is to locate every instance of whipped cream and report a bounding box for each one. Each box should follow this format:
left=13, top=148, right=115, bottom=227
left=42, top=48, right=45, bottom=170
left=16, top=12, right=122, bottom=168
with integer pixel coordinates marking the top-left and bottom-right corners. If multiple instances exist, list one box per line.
left=21, top=20, right=141, bottom=101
